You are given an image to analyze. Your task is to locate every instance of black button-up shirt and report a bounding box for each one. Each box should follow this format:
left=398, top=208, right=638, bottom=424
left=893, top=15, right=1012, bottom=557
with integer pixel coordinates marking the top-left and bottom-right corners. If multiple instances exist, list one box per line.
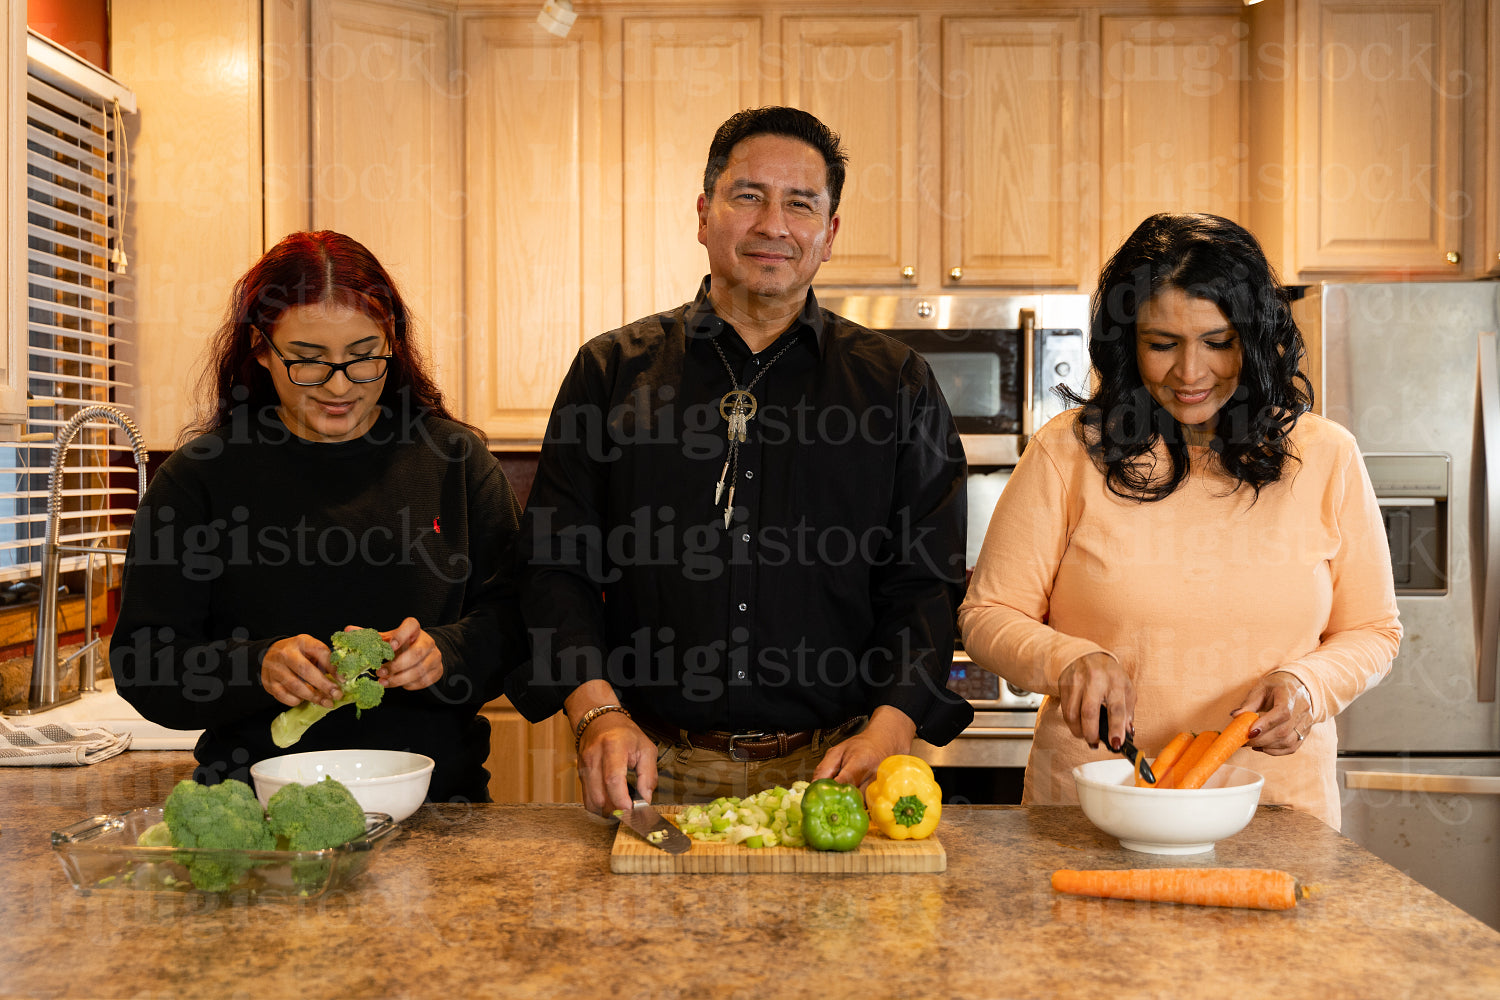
left=508, top=279, right=973, bottom=744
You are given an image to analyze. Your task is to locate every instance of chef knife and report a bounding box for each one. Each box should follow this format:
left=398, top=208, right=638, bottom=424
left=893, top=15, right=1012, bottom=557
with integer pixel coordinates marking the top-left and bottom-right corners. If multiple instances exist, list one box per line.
left=1099, top=706, right=1155, bottom=785
left=619, top=781, right=691, bottom=854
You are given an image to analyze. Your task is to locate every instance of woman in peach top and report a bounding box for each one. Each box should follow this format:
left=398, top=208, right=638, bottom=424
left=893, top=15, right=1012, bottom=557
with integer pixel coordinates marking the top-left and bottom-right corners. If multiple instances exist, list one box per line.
left=958, top=213, right=1401, bottom=827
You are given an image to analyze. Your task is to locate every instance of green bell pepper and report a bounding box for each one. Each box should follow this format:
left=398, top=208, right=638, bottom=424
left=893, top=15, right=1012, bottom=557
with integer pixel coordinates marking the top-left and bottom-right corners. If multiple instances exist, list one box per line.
left=800, top=778, right=869, bottom=852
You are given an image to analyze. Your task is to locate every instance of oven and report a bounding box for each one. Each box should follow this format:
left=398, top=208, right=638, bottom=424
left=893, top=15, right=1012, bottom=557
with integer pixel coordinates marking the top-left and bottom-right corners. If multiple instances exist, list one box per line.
left=821, top=293, right=1092, bottom=802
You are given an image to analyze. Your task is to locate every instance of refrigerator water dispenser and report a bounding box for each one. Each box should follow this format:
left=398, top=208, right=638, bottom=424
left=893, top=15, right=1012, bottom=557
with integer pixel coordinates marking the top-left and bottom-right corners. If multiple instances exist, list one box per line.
left=1364, top=453, right=1448, bottom=596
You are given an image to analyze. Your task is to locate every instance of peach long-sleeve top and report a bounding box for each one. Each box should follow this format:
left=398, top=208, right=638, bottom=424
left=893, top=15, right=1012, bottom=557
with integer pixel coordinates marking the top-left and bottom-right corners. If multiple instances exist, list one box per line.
left=958, top=410, right=1402, bottom=828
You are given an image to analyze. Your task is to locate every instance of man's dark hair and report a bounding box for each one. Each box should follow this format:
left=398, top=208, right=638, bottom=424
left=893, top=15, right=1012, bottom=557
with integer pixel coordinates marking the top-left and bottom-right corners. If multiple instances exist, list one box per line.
left=702, top=106, right=848, bottom=216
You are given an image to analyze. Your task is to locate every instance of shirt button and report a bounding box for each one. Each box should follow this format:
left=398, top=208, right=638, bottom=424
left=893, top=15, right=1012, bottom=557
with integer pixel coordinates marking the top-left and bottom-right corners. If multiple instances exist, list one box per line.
left=738, top=603, right=748, bottom=612
left=736, top=670, right=748, bottom=680
left=744, top=471, right=754, bottom=479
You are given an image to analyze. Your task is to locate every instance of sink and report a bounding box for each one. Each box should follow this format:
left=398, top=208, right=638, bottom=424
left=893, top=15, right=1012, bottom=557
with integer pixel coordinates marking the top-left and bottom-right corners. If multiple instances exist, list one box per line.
left=4, top=677, right=201, bottom=750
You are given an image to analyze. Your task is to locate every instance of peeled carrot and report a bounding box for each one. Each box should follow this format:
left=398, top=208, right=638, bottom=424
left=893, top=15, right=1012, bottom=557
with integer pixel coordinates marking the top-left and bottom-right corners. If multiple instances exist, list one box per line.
left=1051, top=868, right=1305, bottom=910
left=1155, top=730, right=1218, bottom=788
left=1135, top=730, right=1192, bottom=787
left=1175, top=712, right=1260, bottom=790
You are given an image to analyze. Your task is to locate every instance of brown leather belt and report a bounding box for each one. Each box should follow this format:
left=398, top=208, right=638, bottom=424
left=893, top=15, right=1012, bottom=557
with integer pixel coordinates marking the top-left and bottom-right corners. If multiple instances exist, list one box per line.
left=638, top=716, right=867, bottom=762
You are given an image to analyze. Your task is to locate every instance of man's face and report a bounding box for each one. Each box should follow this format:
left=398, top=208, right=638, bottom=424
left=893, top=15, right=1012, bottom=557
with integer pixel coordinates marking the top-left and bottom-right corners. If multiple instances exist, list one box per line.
left=697, top=133, right=840, bottom=310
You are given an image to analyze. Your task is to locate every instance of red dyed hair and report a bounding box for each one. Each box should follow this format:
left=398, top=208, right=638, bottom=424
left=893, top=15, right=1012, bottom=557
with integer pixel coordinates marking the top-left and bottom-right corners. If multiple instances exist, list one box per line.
left=186, top=230, right=469, bottom=440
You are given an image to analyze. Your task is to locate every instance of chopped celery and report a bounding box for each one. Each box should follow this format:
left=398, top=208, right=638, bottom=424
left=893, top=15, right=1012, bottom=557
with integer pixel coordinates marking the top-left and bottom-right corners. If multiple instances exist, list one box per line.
left=677, top=781, right=810, bottom=849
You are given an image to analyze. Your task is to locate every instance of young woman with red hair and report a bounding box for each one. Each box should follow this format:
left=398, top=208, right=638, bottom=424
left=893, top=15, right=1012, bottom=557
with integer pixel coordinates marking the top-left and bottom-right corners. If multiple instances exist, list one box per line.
left=111, top=231, right=523, bottom=802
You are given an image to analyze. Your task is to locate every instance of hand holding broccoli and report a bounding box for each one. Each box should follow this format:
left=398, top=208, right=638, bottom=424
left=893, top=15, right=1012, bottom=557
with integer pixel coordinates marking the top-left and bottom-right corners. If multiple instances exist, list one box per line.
left=269, top=628, right=394, bottom=748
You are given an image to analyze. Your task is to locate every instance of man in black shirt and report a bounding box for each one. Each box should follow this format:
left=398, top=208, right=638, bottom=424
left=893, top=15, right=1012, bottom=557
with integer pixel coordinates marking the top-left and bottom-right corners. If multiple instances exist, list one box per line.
left=509, top=106, right=972, bottom=815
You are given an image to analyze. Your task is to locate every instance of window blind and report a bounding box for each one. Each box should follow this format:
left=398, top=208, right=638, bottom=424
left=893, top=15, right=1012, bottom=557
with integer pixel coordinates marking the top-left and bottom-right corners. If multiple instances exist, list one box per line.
left=0, top=36, right=135, bottom=584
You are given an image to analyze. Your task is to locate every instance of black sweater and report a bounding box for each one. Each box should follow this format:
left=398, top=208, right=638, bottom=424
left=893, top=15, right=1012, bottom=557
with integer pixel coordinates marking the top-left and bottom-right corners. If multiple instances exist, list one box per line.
left=109, top=409, right=524, bottom=801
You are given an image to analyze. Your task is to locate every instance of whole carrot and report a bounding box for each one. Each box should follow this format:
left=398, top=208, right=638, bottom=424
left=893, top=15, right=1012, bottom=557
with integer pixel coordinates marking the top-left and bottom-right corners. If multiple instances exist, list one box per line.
left=1051, top=868, right=1305, bottom=910
left=1175, top=712, right=1260, bottom=790
left=1155, top=730, right=1217, bottom=789
left=1135, top=731, right=1192, bottom=787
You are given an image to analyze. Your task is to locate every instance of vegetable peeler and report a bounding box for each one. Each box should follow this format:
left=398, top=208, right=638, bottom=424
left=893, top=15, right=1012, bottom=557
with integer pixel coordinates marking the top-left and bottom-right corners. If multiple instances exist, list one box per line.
left=1099, top=705, right=1155, bottom=785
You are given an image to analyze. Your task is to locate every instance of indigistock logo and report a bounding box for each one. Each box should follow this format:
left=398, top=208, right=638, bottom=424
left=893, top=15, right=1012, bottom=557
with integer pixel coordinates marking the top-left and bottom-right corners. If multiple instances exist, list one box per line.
left=547, top=389, right=963, bottom=465
left=525, top=625, right=953, bottom=704
left=131, top=503, right=473, bottom=584
left=110, top=625, right=479, bottom=707
left=524, top=502, right=965, bottom=583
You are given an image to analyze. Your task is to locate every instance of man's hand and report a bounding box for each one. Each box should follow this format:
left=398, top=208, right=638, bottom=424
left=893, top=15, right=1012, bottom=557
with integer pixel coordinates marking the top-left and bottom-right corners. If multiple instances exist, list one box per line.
left=812, top=706, right=917, bottom=789
left=565, top=680, right=659, bottom=816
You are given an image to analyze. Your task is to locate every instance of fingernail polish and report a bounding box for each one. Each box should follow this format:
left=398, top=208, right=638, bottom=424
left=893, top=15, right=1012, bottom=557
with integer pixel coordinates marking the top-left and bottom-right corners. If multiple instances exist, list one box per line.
left=1249, top=729, right=1261, bottom=738
left=1111, top=738, right=1121, bottom=751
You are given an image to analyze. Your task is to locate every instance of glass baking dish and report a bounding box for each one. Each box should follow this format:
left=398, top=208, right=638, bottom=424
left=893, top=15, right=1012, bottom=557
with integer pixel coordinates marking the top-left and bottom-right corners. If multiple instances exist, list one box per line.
left=51, top=806, right=400, bottom=901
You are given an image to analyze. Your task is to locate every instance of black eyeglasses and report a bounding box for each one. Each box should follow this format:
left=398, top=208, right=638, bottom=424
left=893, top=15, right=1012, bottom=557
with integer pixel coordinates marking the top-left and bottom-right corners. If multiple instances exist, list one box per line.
left=261, top=336, right=393, bottom=387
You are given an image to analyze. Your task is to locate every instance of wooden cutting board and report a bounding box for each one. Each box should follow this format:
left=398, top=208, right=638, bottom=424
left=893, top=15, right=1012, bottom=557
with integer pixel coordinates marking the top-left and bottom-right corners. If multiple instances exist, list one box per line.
left=610, top=811, right=946, bottom=873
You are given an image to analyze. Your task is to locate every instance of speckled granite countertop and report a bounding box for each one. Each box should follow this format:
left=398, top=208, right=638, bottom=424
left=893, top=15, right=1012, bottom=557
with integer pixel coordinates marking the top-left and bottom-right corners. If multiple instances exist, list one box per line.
left=2, top=752, right=1497, bottom=1000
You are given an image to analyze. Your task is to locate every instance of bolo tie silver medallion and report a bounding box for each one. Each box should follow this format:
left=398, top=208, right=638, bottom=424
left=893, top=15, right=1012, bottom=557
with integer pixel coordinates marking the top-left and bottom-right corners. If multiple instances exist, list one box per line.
left=711, top=337, right=795, bottom=528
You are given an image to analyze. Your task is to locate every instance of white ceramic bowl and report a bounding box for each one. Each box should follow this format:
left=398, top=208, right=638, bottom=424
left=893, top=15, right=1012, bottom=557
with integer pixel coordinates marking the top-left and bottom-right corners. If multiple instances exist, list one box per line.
left=250, top=749, right=434, bottom=822
left=1072, top=758, right=1265, bottom=855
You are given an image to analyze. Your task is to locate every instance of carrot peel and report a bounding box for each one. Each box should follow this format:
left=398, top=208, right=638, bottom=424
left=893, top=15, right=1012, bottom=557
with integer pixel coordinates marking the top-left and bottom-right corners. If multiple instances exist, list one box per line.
left=1051, top=867, right=1305, bottom=910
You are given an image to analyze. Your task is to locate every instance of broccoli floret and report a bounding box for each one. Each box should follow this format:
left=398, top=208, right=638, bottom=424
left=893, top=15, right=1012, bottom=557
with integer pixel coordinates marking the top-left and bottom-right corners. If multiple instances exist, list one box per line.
left=266, top=776, right=367, bottom=851
left=270, top=627, right=393, bottom=748
left=135, top=820, right=172, bottom=848
left=160, top=778, right=275, bottom=891
left=328, top=627, right=394, bottom=680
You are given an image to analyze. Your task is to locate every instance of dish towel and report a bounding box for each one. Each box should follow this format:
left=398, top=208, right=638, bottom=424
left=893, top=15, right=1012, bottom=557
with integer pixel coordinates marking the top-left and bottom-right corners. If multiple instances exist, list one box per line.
left=0, top=716, right=131, bottom=765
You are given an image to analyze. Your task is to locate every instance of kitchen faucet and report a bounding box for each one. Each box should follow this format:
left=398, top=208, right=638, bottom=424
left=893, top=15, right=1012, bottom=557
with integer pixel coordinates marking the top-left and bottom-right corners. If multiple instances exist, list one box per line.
left=7, top=404, right=147, bottom=715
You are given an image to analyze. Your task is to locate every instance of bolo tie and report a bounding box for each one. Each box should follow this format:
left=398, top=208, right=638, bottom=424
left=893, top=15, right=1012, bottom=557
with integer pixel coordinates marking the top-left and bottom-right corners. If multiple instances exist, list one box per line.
left=710, top=335, right=797, bottom=528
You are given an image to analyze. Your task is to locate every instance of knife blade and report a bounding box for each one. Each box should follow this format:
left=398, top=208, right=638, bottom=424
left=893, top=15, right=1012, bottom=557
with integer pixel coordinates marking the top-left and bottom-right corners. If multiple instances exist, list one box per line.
left=1099, top=706, right=1156, bottom=785
left=620, top=781, right=691, bottom=854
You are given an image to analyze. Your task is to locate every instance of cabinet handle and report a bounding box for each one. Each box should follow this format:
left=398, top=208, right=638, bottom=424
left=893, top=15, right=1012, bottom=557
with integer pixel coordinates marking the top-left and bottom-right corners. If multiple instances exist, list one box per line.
left=1446, top=250, right=1461, bottom=265
left=901, top=265, right=915, bottom=281
left=949, top=266, right=963, bottom=282
left=1344, top=770, right=1500, bottom=796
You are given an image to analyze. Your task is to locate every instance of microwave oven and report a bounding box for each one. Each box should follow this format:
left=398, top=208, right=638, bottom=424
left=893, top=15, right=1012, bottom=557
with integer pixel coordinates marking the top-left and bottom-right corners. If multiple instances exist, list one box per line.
left=817, top=294, right=1092, bottom=466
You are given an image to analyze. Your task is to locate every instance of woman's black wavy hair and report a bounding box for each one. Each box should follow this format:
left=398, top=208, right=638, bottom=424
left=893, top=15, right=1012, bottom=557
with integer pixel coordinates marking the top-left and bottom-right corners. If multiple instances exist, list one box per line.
left=1064, top=213, right=1312, bottom=502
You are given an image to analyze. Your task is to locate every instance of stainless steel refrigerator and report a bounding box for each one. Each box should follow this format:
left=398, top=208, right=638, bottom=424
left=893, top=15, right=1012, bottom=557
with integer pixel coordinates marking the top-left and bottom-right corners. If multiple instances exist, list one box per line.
left=1298, top=282, right=1500, bottom=930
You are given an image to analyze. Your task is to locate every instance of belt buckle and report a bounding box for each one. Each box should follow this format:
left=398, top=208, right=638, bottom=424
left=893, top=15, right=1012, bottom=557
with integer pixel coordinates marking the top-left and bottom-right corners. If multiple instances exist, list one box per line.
left=727, top=731, right=768, bottom=762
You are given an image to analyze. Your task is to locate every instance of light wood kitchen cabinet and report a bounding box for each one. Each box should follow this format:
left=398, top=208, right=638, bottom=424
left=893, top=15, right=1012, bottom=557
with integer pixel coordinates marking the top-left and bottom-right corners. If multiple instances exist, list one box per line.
left=1249, top=0, right=1473, bottom=279
left=1486, top=0, right=1500, bottom=277
left=464, top=14, right=615, bottom=442
left=482, top=696, right=581, bottom=803
left=621, top=17, right=764, bottom=320
left=1098, top=14, right=1246, bottom=261
left=781, top=17, right=920, bottom=288
left=308, top=0, right=465, bottom=390
left=112, top=0, right=264, bottom=449
left=941, top=16, right=1087, bottom=288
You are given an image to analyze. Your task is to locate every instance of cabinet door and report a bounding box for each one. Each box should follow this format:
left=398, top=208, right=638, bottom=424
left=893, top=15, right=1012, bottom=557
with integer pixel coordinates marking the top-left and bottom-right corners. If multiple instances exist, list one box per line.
left=464, top=15, right=611, bottom=443
left=482, top=697, right=581, bottom=804
left=1099, top=15, right=1246, bottom=262
left=1486, top=0, right=1500, bottom=277
left=311, top=0, right=463, bottom=392
left=1294, top=0, right=1465, bottom=274
left=622, top=18, right=762, bottom=320
left=942, top=17, right=1084, bottom=287
left=782, top=17, right=919, bottom=288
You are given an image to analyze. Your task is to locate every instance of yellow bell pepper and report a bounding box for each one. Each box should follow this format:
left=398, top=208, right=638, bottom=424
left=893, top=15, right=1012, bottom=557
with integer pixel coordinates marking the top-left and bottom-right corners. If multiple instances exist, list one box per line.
left=865, top=754, right=942, bottom=840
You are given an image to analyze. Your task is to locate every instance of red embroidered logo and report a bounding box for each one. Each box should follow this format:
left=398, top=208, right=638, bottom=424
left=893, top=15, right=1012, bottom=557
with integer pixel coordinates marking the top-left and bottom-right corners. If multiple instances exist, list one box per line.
left=433, top=517, right=441, bottom=533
